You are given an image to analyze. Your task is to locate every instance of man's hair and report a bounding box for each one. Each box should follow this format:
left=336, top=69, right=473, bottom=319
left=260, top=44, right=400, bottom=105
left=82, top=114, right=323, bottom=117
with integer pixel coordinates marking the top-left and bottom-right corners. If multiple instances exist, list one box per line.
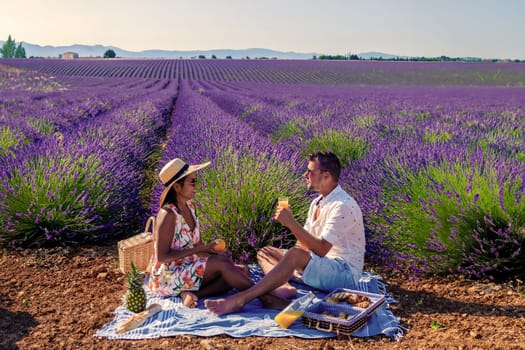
left=308, top=151, right=341, bottom=181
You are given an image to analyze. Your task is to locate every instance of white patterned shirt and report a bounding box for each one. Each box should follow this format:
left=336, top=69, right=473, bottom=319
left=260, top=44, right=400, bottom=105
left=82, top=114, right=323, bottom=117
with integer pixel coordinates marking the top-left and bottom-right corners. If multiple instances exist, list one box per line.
left=303, top=185, right=366, bottom=275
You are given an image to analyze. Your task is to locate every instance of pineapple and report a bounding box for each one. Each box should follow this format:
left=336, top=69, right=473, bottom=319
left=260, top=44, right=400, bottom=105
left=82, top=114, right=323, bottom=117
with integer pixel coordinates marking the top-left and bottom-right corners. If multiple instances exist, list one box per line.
left=125, top=262, right=146, bottom=313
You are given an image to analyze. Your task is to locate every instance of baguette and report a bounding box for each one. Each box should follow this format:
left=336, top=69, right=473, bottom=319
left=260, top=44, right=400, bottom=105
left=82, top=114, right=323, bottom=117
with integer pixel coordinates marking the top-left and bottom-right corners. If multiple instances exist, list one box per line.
left=116, top=303, right=162, bottom=334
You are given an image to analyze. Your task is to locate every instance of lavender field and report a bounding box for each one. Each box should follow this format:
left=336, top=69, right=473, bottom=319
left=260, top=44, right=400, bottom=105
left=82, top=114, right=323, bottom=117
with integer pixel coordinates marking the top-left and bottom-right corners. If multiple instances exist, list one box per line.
left=1, top=59, right=524, bottom=281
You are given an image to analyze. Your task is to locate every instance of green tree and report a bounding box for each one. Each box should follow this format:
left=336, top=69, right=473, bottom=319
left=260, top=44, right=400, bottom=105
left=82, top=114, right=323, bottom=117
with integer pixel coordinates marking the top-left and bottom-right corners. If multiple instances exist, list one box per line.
left=15, top=43, right=26, bottom=58
left=1, top=35, right=17, bottom=58
left=103, top=49, right=116, bottom=58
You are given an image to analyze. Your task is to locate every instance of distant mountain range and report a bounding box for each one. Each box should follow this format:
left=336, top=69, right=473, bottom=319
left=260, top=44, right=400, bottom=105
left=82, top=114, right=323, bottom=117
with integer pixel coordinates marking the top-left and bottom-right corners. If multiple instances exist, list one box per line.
left=0, top=41, right=405, bottom=60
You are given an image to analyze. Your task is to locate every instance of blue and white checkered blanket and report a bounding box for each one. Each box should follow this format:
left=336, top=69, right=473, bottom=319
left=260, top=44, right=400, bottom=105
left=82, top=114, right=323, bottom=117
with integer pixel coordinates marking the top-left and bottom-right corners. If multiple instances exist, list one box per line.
left=95, top=266, right=402, bottom=340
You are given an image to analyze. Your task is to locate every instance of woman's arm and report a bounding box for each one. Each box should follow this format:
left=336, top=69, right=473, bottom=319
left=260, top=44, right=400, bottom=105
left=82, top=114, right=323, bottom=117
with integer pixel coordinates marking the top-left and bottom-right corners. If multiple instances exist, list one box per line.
left=156, top=208, right=216, bottom=263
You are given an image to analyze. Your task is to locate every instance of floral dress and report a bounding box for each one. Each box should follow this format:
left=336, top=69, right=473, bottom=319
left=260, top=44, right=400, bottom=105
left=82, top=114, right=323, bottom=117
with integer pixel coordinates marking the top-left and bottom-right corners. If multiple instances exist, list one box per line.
left=147, top=202, right=208, bottom=296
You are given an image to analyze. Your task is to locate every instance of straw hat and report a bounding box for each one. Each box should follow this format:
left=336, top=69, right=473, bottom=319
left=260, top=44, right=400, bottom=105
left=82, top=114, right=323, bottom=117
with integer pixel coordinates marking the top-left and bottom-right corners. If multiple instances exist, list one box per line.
left=159, top=158, right=211, bottom=206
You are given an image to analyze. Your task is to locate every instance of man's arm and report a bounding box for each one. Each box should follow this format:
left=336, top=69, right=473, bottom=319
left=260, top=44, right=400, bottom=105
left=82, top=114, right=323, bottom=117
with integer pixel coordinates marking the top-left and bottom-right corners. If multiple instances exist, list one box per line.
left=274, top=206, right=333, bottom=256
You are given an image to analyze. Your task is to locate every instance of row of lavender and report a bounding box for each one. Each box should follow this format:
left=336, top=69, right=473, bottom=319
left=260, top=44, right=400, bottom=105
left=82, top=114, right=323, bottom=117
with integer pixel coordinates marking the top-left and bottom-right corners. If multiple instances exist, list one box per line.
left=190, top=80, right=525, bottom=280
left=1, top=75, right=167, bottom=155
left=3, top=58, right=525, bottom=85
left=0, top=67, right=178, bottom=246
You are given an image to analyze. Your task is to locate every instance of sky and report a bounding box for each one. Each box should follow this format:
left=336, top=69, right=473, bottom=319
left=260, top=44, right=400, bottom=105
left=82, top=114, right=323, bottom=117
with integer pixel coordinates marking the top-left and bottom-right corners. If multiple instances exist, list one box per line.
left=1, top=0, right=524, bottom=59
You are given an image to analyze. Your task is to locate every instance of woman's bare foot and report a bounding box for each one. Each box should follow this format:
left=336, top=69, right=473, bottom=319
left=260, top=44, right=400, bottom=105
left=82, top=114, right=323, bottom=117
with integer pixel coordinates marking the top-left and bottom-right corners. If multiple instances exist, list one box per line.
left=180, top=291, right=199, bottom=308
left=205, top=296, right=244, bottom=315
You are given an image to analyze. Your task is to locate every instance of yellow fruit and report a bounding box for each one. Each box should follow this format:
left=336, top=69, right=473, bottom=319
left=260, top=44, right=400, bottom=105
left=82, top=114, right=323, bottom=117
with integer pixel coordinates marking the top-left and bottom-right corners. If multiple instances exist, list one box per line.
left=125, top=262, right=146, bottom=313
left=212, top=239, right=226, bottom=252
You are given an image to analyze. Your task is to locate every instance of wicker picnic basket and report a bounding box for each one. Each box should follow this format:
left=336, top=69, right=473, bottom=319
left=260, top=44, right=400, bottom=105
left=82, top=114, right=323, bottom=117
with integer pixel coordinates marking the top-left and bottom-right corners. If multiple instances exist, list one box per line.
left=302, top=289, right=385, bottom=336
left=118, top=216, right=155, bottom=274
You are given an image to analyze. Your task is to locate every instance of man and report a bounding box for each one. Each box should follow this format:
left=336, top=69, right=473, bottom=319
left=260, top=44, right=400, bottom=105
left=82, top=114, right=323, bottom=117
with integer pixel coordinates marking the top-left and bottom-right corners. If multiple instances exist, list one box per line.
left=205, top=151, right=366, bottom=315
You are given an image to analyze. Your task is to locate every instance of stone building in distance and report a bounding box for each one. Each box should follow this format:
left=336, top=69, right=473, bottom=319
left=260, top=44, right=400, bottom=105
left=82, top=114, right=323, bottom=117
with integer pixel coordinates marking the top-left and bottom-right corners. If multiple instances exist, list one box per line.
left=62, top=51, right=79, bottom=59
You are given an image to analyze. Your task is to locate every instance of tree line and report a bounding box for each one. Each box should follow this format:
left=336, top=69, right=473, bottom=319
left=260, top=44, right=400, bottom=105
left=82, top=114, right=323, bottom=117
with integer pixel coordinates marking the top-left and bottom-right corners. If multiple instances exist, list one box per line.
left=315, top=53, right=524, bottom=63
left=1, top=35, right=26, bottom=58
left=1, top=35, right=117, bottom=59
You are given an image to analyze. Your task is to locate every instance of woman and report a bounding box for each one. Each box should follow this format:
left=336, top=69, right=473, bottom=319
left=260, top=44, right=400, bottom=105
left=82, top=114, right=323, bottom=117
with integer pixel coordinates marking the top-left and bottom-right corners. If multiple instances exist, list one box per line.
left=147, top=158, right=255, bottom=308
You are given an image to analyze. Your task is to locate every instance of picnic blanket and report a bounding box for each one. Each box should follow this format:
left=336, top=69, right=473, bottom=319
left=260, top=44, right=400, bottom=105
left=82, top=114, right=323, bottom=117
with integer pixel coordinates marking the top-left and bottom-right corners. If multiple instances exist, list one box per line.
left=95, top=265, right=403, bottom=340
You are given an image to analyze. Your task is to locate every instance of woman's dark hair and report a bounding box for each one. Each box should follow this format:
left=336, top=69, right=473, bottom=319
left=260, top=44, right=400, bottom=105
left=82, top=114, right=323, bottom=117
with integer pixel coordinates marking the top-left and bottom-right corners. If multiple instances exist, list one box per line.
left=308, top=151, right=341, bottom=181
left=162, top=176, right=187, bottom=208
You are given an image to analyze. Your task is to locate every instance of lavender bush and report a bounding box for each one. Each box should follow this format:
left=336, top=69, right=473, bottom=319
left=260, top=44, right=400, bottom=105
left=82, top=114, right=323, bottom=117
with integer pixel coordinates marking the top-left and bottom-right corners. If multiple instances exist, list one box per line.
left=0, top=64, right=64, bottom=91
left=198, top=149, right=309, bottom=263
left=0, top=136, right=127, bottom=246
left=304, top=129, right=368, bottom=167
left=374, top=147, right=524, bottom=280
left=0, top=71, right=177, bottom=246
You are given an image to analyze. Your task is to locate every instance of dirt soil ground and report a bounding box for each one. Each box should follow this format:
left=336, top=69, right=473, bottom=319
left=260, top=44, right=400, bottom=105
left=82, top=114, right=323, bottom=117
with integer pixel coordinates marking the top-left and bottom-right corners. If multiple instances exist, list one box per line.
left=1, top=246, right=524, bottom=350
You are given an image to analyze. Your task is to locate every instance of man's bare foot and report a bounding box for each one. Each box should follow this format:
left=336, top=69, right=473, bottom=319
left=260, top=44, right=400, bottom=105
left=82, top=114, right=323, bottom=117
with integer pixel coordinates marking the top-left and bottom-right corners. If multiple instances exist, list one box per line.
left=180, top=291, right=199, bottom=308
left=205, top=296, right=244, bottom=315
left=257, top=246, right=284, bottom=274
left=260, top=293, right=290, bottom=310
left=257, top=247, right=298, bottom=299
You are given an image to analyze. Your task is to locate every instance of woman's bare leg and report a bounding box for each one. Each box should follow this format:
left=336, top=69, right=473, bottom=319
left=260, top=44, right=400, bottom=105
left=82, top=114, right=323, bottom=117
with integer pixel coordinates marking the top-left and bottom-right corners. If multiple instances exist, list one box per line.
left=203, top=255, right=253, bottom=290
left=181, top=256, right=251, bottom=307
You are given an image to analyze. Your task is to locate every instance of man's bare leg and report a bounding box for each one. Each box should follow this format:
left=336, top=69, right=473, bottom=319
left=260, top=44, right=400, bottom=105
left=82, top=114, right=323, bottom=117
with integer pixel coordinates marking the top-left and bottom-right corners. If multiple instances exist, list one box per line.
left=205, top=247, right=310, bottom=315
left=257, top=246, right=297, bottom=299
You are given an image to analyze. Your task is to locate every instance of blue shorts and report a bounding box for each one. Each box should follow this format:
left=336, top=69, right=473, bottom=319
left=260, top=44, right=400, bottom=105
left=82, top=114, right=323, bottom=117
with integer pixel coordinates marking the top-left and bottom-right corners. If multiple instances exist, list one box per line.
left=301, top=253, right=359, bottom=292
